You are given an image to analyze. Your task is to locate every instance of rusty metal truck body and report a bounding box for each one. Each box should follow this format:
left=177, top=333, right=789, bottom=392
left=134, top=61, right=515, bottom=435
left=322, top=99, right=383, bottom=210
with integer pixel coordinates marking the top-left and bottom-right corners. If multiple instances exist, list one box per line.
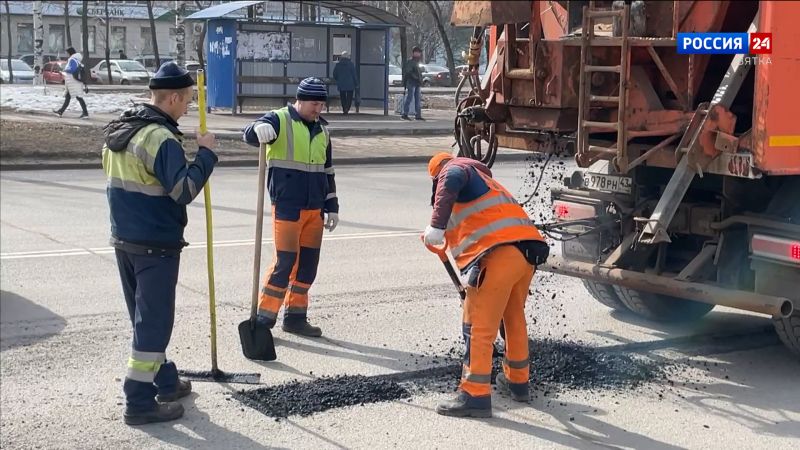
left=450, top=1, right=800, bottom=355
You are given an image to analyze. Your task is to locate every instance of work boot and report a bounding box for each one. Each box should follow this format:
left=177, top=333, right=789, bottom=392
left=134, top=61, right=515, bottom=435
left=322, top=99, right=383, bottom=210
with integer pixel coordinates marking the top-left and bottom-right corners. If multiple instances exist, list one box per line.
left=435, top=391, right=492, bottom=418
left=282, top=317, right=322, bottom=337
left=156, top=378, right=192, bottom=403
left=400, top=115, right=411, bottom=120
left=124, top=402, right=184, bottom=426
left=495, top=373, right=529, bottom=402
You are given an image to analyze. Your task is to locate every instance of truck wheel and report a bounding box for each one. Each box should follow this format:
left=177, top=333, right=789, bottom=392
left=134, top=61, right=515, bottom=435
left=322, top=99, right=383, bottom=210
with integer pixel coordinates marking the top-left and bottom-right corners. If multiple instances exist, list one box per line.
left=760, top=177, right=800, bottom=357
left=774, top=313, right=800, bottom=357
left=582, top=280, right=628, bottom=311
left=613, top=286, right=714, bottom=322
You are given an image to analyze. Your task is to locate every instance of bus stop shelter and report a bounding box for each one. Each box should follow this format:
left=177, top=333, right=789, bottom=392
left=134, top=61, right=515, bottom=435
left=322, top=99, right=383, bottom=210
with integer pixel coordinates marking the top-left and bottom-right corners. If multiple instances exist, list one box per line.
left=187, top=0, right=408, bottom=115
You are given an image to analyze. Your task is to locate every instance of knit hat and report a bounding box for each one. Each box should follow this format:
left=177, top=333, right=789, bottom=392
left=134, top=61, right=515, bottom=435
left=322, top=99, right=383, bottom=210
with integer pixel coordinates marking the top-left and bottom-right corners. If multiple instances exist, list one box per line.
left=340, top=51, right=349, bottom=58
left=428, top=152, right=454, bottom=178
left=149, top=61, right=195, bottom=90
left=296, top=77, right=328, bottom=101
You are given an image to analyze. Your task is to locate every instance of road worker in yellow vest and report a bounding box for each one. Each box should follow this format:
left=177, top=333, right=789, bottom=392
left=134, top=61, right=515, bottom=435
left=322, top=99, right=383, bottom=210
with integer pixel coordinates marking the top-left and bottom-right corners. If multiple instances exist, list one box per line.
left=242, top=77, right=339, bottom=338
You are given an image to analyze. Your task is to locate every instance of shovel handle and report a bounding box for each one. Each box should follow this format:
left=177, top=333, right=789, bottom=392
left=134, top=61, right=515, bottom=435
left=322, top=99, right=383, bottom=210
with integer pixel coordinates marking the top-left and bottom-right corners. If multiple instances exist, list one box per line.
left=250, top=143, right=268, bottom=320
left=422, top=236, right=466, bottom=301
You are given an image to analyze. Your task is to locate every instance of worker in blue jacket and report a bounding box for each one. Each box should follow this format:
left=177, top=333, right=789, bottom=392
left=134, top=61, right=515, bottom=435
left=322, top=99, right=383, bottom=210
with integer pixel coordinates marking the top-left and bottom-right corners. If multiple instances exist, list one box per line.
left=242, top=77, right=339, bottom=339
left=102, top=62, right=218, bottom=425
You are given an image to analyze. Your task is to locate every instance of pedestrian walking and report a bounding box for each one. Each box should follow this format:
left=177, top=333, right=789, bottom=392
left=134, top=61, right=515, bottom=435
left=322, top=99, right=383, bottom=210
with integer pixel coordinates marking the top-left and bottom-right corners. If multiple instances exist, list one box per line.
left=332, top=51, right=358, bottom=114
left=102, top=62, right=219, bottom=425
left=53, top=47, right=89, bottom=119
left=423, top=153, right=549, bottom=418
left=242, top=77, right=340, bottom=339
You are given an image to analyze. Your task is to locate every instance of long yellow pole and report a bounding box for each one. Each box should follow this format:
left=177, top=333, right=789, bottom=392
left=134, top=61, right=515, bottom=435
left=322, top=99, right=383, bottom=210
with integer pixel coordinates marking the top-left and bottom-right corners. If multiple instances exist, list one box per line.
left=197, top=69, right=218, bottom=373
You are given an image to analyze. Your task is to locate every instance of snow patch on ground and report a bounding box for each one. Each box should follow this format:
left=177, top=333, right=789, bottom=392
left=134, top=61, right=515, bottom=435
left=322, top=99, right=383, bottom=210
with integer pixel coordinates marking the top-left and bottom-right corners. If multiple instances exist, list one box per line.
left=0, top=85, right=151, bottom=114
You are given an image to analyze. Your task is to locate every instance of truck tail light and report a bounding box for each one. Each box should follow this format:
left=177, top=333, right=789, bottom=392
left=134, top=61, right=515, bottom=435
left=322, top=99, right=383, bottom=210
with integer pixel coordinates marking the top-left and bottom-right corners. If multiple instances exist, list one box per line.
left=553, top=200, right=595, bottom=221
left=751, top=234, right=800, bottom=265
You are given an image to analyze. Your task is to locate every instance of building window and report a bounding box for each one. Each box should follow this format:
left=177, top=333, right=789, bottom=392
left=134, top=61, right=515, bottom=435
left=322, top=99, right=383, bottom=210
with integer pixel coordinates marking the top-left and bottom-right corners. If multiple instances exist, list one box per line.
left=140, top=27, right=153, bottom=54
left=111, top=26, right=126, bottom=54
left=17, top=23, right=34, bottom=53
left=80, top=26, right=96, bottom=54
left=48, top=25, right=66, bottom=53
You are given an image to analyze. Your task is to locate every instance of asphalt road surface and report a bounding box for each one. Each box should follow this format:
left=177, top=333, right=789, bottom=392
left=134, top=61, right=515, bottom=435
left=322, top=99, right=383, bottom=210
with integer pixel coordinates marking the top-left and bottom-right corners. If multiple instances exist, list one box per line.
left=1, top=161, right=798, bottom=449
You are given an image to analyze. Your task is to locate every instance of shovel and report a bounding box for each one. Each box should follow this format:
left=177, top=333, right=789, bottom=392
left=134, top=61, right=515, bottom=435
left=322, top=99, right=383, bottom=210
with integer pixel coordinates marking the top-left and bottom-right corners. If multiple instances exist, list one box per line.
left=238, top=141, right=277, bottom=361
left=179, top=69, right=261, bottom=384
left=423, top=238, right=505, bottom=356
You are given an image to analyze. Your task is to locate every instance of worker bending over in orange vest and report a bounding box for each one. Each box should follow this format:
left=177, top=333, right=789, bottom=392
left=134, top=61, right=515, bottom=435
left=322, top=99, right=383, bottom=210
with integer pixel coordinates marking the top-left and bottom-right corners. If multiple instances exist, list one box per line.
left=423, top=152, right=549, bottom=418
left=242, top=77, right=339, bottom=338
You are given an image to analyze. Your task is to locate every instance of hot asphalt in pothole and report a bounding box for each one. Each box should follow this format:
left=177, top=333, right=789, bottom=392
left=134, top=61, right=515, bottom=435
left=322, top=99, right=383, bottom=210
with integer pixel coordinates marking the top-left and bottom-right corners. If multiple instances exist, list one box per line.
left=234, top=337, right=676, bottom=418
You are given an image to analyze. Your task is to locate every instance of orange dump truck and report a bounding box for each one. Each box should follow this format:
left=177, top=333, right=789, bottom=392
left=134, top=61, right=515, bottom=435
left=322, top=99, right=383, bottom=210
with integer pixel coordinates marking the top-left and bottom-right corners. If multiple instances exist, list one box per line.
left=450, top=1, right=800, bottom=355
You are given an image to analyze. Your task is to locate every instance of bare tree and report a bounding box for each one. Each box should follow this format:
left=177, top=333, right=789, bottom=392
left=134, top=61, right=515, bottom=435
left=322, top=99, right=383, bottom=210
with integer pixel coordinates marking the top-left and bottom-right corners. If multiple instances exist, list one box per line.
left=175, top=1, right=187, bottom=67
left=33, top=1, right=43, bottom=84
left=104, top=1, right=111, bottom=83
left=424, top=0, right=456, bottom=84
left=396, top=1, right=407, bottom=66
left=81, top=0, right=88, bottom=61
left=193, top=1, right=213, bottom=71
left=146, top=0, right=160, bottom=67
left=4, top=0, right=13, bottom=83
left=64, top=0, right=72, bottom=47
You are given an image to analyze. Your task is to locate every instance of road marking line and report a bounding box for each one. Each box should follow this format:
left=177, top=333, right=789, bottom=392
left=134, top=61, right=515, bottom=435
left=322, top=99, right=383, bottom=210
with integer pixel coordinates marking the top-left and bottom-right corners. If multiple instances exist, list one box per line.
left=1, top=230, right=423, bottom=260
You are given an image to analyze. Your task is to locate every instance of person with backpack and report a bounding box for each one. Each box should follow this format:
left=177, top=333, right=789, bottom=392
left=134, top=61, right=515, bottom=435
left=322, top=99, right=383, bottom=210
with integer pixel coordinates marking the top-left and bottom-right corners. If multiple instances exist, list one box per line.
left=54, top=47, right=89, bottom=119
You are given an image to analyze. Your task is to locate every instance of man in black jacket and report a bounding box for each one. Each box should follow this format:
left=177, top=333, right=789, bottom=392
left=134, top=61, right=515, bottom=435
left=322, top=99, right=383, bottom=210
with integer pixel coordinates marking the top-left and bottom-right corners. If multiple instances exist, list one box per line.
left=401, top=46, right=424, bottom=120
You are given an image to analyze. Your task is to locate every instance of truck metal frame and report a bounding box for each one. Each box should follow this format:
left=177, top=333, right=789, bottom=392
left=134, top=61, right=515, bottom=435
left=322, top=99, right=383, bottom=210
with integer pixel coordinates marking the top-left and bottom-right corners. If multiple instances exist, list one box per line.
left=450, top=1, right=800, bottom=355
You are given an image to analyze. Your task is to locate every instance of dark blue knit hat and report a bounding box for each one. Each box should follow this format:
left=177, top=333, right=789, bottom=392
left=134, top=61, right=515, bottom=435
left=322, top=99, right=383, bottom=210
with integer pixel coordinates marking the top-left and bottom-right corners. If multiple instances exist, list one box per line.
left=296, top=77, right=327, bottom=101
left=149, top=61, right=195, bottom=90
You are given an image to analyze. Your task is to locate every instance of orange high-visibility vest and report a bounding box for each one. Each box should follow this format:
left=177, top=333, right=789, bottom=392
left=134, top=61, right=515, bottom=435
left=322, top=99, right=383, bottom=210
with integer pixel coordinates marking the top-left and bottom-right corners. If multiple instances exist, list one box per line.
left=445, top=170, right=544, bottom=270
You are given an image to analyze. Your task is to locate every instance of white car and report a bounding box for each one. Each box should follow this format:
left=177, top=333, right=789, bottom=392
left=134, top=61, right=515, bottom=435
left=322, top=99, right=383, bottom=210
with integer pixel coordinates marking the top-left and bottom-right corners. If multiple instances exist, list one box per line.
left=0, top=59, right=35, bottom=84
left=91, top=59, right=151, bottom=85
left=388, top=64, right=403, bottom=87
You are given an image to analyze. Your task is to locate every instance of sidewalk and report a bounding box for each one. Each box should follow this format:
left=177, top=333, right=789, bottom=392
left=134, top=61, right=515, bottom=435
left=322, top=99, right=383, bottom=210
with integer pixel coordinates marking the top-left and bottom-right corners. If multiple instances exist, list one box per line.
left=0, top=114, right=531, bottom=170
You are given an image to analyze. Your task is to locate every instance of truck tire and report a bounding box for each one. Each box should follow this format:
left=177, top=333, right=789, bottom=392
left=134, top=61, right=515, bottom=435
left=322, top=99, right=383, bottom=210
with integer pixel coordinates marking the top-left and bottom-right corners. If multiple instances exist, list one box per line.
left=774, top=314, right=800, bottom=356
left=760, top=177, right=800, bottom=357
left=582, top=280, right=628, bottom=311
left=612, top=286, right=714, bottom=322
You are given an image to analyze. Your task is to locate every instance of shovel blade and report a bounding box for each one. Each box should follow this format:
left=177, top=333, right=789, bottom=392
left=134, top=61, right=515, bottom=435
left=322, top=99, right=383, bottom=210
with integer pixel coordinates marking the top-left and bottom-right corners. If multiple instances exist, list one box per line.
left=238, top=319, right=277, bottom=361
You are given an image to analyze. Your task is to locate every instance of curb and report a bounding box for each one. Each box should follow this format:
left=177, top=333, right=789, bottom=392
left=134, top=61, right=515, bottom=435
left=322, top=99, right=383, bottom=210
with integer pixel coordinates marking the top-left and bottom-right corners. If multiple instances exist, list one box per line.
left=0, top=152, right=533, bottom=172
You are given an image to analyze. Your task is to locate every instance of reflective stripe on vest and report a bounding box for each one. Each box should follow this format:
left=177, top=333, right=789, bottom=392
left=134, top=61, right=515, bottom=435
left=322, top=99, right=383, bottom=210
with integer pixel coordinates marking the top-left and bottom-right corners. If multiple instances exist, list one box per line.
left=444, top=169, right=544, bottom=270
left=102, top=123, right=181, bottom=197
left=266, top=107, right=328, bottom=173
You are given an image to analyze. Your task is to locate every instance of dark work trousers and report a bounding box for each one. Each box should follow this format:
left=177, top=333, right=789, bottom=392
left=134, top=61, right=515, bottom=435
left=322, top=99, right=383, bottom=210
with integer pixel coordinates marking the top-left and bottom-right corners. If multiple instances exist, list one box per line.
left=115, top=249, right=180, bottom=413
left=340, top=90, right=354, bottom=114
left=57, top=91, right=88, bottom=115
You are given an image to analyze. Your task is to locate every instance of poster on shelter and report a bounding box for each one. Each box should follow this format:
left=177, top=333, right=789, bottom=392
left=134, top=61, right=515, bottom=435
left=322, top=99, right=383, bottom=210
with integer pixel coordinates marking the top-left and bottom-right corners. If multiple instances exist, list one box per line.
left=236, top=31, right=291, bottom=61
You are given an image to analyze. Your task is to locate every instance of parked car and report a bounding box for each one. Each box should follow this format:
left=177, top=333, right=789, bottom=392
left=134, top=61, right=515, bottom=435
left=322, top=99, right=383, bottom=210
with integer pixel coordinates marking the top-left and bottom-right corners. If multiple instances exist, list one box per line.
left=19, top=53, right=62, bottom=68
left=0, top=59, right=35, bottom=84
left=91, top=59, right=151, bottom=85
left=41, top=61, right=64, bottom=84
left=134, top=55, right=174, bottom=72
left=420, top=64, right=452, bottom=87
left=185, top=61, right=204, bottom=82
left=388, top=64, right=402, bottom=87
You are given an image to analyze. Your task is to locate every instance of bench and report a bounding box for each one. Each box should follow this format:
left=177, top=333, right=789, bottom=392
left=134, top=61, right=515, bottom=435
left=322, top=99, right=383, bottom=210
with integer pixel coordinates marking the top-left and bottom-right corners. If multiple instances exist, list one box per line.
left=235, top=76, right=341, bottom=115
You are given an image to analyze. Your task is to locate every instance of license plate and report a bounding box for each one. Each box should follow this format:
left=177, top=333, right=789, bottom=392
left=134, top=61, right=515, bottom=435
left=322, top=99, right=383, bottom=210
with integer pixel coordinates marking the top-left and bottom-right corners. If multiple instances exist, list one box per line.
left=583, top=172, right=632, bottom=194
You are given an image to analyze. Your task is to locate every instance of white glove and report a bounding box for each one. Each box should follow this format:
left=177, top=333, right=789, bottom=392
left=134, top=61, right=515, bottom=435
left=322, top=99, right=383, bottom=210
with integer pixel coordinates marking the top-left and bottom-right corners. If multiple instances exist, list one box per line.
left=253, top=122, right=276, bottom=144
left=423, top=225, right=445, bottom=246
left=325, top=212, right=339, bottom=232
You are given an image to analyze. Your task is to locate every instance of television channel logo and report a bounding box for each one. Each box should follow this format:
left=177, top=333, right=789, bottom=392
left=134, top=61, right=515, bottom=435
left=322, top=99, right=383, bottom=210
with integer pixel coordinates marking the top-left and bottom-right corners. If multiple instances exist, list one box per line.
left=677, top=32, right=772, bottom=54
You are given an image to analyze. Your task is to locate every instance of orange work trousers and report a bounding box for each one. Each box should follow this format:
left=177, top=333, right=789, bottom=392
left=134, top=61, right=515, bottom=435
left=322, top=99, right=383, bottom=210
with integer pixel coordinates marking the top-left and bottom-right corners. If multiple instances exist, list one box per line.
left=460, top=244, right=535, bottom=397
left=257, top=207, right=324, bottom=323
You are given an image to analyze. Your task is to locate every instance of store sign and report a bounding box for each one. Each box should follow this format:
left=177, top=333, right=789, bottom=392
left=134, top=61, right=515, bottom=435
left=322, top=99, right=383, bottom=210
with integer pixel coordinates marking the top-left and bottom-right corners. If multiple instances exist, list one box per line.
left=76, top=7, right=128, bottom=18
